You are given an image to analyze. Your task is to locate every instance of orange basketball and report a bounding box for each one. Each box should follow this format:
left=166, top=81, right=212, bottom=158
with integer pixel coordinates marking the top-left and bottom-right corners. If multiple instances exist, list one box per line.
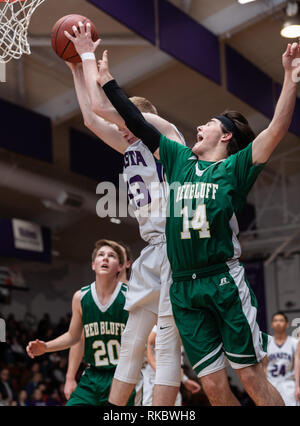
left=51, top=14, right=98, bottom=63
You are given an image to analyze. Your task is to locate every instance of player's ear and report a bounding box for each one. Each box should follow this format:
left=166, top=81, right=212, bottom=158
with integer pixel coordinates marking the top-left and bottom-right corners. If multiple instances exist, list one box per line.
left=221, top=132, right=232, bottom=142
left=91, top=262, right=95, bottom=271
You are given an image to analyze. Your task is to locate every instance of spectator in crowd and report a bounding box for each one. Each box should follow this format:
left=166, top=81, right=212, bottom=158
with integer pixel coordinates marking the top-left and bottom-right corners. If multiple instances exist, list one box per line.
left=45, top=389, right=63, bottom=406
left=0, top=367, right=14, bottom=405
left=25, top=372, right=43, bottom=397
left=27, top=388, right=46, bottom=406
left=52, top=357, right=67, bottom=386
left=11, top=336, right=27, bottom=363
left=20, top=362, right=40, bottom=389
left=0, top=312, right=75, bottom=406
left=15, top=389, right=28, bottom=406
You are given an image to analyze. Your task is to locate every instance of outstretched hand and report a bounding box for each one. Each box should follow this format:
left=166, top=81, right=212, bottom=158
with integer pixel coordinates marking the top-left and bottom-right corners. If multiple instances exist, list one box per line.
left=96, top=50, right=113, bottom=86
left=26, top=339, right=47, bottom=359
left=282, top=39, right=300, bottom=81
left=64, top=21, right=101, bottom=57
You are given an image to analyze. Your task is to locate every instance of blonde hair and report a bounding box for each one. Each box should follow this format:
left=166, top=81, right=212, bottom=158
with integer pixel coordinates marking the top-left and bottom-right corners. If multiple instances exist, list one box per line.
left=130, top=96, right=158, bottom=115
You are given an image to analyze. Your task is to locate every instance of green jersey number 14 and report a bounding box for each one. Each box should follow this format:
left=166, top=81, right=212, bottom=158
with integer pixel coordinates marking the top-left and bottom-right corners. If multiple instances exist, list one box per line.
left=181, top=205, right=211, bottom=240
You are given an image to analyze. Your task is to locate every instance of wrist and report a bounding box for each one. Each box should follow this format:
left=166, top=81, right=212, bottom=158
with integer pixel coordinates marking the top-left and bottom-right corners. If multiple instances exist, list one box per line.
left=81, top=52, right=96, bottom=62
left=284, top=69, right=298, bottom=85
left=101, top=73, right=114, bottom=87
left=66, top=374, right=76, bottom=381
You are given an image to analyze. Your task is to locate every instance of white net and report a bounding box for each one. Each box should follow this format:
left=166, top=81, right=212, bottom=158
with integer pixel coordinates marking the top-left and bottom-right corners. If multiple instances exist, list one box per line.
left=0, top=0, right=45, bottom=63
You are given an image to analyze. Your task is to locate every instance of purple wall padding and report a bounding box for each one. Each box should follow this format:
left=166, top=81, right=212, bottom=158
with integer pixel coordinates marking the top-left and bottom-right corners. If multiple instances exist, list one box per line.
left=158, top=0, right=221, bottom=84
left=0, top=98, right=52, bottom=163
left=87, top=0, right=156, bottom=44
left=70, top=128, right=123, bottom=186
left=275, top=83, right=300, bottom=137
left=226, top=45, right=274, bottom=119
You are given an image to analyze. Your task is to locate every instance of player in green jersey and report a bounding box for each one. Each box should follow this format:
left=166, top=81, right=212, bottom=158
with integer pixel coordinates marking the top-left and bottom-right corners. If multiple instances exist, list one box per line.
left=63, top=241, right=133, bottom=403
left=96, top=41, right=300, bottom=405
left=26, top=239, right=135, bottom=406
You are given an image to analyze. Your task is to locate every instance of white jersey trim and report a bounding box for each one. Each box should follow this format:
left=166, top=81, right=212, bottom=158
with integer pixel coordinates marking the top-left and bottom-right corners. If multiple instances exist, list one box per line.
left=91, top=281, right=122, bottom=313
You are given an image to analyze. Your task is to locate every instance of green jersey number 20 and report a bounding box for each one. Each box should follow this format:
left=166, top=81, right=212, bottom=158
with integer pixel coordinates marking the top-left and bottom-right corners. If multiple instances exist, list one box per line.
left=92, top=339, right=120, bottom=367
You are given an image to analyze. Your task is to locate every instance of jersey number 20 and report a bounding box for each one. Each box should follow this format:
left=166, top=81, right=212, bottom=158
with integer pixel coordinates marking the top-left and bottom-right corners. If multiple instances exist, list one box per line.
left=92, top=339, right=120, bottom=366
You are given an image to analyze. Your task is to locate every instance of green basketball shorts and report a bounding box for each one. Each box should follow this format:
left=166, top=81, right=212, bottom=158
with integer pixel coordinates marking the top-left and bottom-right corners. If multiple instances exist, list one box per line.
left=170, top=260, right=269, bottom=378
left=66, top=366, right=136, bottom=406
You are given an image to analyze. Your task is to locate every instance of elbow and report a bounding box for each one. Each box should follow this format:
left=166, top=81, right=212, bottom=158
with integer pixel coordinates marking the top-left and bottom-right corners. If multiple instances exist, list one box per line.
left=84, top=117, right=93, bottom=129
left=69, top=330, right=81, bottom=346
left=83, top=112, right=97, bottom=130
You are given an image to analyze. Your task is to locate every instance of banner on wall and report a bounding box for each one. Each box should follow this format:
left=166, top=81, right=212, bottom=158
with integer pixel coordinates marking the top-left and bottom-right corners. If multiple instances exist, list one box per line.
left=12, top=219, right=44, bottom=253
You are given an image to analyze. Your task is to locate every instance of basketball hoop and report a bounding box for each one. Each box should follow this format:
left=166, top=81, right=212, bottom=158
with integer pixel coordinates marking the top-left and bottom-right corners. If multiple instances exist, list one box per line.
left=0, top=0, right=45, bottom=63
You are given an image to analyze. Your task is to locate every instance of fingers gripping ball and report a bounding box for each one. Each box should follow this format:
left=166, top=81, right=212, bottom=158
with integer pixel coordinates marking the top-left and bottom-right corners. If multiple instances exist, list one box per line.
left=51, top=14, right=98, bottom=63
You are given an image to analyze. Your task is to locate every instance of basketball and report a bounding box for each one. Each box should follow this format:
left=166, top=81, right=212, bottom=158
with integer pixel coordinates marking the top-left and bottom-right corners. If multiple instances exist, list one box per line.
left=51, top=14, right=98, bottom=63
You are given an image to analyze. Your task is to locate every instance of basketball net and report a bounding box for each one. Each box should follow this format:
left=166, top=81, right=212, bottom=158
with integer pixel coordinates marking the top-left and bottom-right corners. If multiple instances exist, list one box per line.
left=0, top=0, right=45, bottom=63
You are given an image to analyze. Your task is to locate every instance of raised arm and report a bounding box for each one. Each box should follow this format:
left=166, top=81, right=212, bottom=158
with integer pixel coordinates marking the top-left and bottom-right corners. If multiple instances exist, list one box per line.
left=67, top=62, right=129, bottom=154
left=26, top=291, right=83, bottom=358
left=100, top=52, right=162, bottom=154
left=66, top=24, right=184, bottom=155
left=65, top=21, right=125, bottom=129
left=252, top=40, right=300, bottom=164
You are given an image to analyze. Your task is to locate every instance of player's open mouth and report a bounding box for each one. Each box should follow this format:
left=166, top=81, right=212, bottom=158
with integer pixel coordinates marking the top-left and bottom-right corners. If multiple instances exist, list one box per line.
left=100, top=264, right=109, bottom=269
left=197, top=133, right=204, bottom=143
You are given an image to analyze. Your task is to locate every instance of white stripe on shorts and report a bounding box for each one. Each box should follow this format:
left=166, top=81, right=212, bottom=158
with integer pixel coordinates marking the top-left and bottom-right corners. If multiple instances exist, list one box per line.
left=225, top=351, right=255, bottom=358
left=227, top=261, right=265, bottom=364
left=192, top=342, right=223, bottom=370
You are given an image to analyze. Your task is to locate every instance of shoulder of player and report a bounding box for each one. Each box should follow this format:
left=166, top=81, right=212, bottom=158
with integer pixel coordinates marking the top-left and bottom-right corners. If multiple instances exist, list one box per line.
left=73, top=289, right=82, bottom=300
left=71, top=290, right=84, bottom=315
left=160, top=134, right=191, bottom=157
left=223, top=142, right=253, bottom=164
left=78, top=283, right=93, bottom=301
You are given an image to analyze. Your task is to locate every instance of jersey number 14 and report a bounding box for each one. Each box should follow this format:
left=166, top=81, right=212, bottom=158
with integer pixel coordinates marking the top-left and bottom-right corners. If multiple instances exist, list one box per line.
left=181, top=205, right=211, bottom=239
